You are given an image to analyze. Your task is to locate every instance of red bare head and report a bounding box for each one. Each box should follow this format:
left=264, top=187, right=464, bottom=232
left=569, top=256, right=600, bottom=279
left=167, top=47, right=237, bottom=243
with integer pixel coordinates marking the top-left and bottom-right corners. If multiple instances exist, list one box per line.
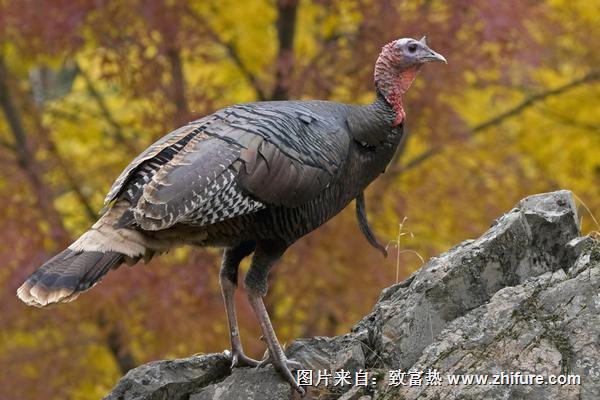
left=375, top=37, right=446, bottom=126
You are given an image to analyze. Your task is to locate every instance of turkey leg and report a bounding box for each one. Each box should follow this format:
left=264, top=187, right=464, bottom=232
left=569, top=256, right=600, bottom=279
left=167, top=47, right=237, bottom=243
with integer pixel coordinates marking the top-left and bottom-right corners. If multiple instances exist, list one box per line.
left=219, top=241, right=259, bottom=368
left=245, top=240, right=305, bottom=395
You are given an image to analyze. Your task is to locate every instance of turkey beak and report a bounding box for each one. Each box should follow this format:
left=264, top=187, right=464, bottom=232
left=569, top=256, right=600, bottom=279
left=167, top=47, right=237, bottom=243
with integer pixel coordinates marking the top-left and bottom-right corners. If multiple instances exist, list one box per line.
left=418, top=42, right=447, bottom=64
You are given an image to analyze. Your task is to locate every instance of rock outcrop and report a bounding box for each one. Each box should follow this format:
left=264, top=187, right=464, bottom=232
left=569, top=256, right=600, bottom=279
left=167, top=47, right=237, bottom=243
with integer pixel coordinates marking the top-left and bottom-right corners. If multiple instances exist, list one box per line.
left=106, top=190, right=600, bottom=400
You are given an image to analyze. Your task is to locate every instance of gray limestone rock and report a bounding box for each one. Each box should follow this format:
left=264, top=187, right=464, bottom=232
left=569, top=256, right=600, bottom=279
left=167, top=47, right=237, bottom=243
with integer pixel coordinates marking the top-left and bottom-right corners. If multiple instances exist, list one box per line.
left=105, top=190, right=599, bottom=400
left=104, top=353, right=231, bottom=400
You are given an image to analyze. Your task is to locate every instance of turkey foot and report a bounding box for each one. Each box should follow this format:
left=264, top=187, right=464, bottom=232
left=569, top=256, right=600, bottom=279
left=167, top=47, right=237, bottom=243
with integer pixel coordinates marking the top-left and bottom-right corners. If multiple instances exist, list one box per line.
left=248, top=291, right=306, bottom=396
left=230, top=345, right=260, bottom=368
left=256, top=351, right=302, bottom=370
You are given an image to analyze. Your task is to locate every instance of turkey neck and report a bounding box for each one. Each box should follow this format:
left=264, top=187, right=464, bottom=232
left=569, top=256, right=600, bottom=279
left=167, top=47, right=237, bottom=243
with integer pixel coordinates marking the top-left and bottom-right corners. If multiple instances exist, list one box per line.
left=347, top=91, right=397, bottom=146
left=346, top=91, right=402, bottom=186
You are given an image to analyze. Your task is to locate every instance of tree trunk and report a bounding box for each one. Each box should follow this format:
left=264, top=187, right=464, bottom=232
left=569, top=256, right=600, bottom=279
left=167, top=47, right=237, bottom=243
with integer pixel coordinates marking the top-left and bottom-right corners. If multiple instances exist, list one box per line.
left=0, top=57, right=70, bottom=247
left=270, top=0, right=298, bottom=101
left=97, top=311, right=137, bottom=374
left=167, top=47, right=189, bottom=126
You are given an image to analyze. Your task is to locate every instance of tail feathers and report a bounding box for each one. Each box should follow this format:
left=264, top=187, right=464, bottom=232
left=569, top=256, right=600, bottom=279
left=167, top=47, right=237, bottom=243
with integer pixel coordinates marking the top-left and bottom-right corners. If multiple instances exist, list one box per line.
left=17, top=249, right=123, bottom=307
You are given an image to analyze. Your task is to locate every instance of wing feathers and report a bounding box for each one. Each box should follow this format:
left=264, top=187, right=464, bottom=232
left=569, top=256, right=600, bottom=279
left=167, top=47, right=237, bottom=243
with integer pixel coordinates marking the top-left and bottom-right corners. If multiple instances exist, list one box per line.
left=133, top=135, right=246, bottom=230
left=104, top=123, right=206, bottom=205
left=107, top=101, right=350, bottom=230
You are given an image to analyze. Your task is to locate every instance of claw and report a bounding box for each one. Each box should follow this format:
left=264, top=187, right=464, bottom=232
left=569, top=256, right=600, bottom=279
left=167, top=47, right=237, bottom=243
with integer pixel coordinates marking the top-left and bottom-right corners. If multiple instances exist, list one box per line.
left=254, top=355, right=306, bottom=395
left=295, top=385, right=307, bottom=397
left=255, top=352, right=301, bottom=371
left=286, top=359, right=302, bottom=370
left=230, top=349, right=260, bottom=368
left=255, top=349, right=270, bottom=368
left=256, top=357, right=269, bottom=369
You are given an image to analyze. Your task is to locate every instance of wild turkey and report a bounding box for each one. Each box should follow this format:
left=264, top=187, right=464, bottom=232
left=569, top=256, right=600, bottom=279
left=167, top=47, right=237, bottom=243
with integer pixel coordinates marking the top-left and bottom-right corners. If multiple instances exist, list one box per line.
left=17, top=37, right=445, bottom=394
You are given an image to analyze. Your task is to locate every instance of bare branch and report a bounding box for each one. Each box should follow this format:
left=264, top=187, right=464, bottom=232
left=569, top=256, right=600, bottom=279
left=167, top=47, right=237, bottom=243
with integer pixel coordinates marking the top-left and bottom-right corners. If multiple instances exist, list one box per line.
left=33, top=116, right=99, bottom=222
left=470, top=70, right=599, bottom=134
left=536, top=104, right=600, bottom=133
left=77, top=64, right=138, bottom=154
left=44, top=106, right=85, bottom=121
left=187, top=8, right=267, bottom=101
left=0, top=136, right=15, bottom=151
left=222, top=41, right=267, bottom=101
left=391, top=70, right=600, bottom=176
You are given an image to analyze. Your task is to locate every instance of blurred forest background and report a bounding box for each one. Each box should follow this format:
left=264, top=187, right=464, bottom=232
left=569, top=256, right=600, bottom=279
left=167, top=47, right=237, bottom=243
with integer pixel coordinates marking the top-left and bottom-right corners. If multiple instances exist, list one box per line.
left=0, top=0, right=599, bottom=398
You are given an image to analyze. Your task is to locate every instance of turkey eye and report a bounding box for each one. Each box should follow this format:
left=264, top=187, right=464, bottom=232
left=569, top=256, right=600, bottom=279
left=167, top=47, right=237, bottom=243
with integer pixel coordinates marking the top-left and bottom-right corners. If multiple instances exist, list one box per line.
left=408, top=44, right=417, bottom=53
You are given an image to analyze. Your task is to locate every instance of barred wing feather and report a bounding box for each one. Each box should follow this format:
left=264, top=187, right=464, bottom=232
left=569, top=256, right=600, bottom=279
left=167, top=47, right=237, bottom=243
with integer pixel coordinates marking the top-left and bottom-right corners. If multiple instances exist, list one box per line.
left=106, top=102, right=349, bottom=231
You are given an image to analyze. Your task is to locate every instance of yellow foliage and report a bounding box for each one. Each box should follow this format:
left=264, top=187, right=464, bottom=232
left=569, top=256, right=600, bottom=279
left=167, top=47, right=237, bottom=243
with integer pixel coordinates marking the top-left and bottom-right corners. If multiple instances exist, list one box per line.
left=0, top=0, right=599, bottom=398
